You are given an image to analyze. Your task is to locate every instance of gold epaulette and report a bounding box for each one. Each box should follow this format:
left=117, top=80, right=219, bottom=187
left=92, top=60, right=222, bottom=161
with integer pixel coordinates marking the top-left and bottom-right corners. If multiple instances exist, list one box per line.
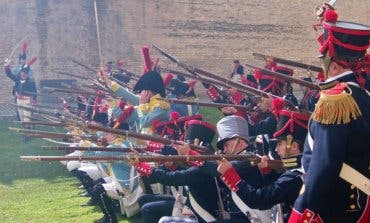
left=79, top=140, right=93, bottom=147
left=312, top=83, right=362, bottom=125
left=70, top=127, right=84, bottom=135
left=148, top=94, right=170, bottom=111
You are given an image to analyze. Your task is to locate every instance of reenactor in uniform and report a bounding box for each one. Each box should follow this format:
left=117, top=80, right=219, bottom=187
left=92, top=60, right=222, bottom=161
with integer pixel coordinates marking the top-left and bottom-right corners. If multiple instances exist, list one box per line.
left=289, top=10, right=370, bottom=223
left=217, top=101, right=310, bottom=222
left=298, top=77, right=319, bottom=112
left=135, top=120, right=218, bottom=223
left=163, top=72, right=199, bottom=117
left=229, top=60, right=245, bottom=82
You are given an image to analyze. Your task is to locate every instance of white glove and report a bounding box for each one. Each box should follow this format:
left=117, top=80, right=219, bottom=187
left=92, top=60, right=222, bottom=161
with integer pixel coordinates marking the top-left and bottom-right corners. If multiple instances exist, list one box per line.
left=4, top=58, right=11, bottom=67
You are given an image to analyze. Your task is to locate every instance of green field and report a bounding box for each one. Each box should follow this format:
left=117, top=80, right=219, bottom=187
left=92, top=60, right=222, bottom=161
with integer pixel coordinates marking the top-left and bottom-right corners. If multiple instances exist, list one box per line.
left=0, top=107, right=222, bottom=223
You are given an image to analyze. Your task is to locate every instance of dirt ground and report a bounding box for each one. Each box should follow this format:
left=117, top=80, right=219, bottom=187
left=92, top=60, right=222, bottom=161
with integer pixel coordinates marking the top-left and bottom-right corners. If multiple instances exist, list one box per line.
left=0, top=0, right=368, bottom=102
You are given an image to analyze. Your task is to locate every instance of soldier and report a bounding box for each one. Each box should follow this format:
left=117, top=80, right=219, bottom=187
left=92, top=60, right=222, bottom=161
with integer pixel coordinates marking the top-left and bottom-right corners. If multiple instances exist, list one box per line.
left=112, top=59, right=133, bottom=84
left=298, top=77, right=319, bottom=112
left=163, top=72, right=199, bottom=117
left=254, top=65, right=293, bottom=97
left=4, top=56, right=37, bottom=141
left=229, top=60, right=245, bottom=82
left=136, top=120, right=217, bottom=223
left=289, top=11, right=370, bottom=223
left=100, top=69, right=170, bottom=134
left=217, top=101, right=310, bottom=222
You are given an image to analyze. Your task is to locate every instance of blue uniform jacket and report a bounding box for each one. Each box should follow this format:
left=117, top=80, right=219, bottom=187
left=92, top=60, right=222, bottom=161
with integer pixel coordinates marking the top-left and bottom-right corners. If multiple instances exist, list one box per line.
left=293, top=72, right=370, bottom=223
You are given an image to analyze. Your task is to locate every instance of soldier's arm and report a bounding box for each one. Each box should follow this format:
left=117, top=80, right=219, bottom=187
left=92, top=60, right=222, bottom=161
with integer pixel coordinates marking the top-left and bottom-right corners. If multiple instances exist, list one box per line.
left=110, top=81, right=139, bottom=105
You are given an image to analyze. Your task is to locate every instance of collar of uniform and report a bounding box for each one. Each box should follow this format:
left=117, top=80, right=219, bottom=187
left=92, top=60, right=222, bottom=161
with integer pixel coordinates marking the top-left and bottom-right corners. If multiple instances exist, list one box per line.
left=319, top=71, right=354, bottom=90
left=281, top=153, right=302, bottom=170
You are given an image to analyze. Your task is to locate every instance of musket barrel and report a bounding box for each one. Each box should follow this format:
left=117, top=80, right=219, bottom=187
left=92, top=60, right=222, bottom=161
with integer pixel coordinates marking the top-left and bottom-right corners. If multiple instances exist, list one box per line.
left=159, top=98, right=249, bottom=109
left=252, top=53, right=323, bottom=72
left=87, top=123, right=207, bottom=153
left=9, top=127, right=95, bottom=140
left=42, top=146, right=146, bottom=153
left=20, top=154, right=284, bottom=171
left=245, top=63, right=320, bottom=90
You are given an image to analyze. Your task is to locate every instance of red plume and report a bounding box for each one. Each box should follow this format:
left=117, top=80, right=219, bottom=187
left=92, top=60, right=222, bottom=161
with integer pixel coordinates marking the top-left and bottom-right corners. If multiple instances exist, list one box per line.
left=117, top=105, right=134, bottom=124
left=163, top=73, right=174, bottom=86
left=170, top=111, right=179, bottom=121
left=151, top=119, right=160, bottom=133
left=317, top=71, right=325, bottom=82
left=21, top=42, right=27, bottom=54
left=142, top=45, right=153, bottom=74
left=324, top=9, right=338, bottom=23
left=272, top=98, right=285, bottom=118
left=118, top=99, right=126, bottom=110
left=27, top=57, right=37, bottom=66
left=100, top=103, right=109, bottom=112
left=187, top=80, right=197, bottom=89
left=253, top=68, right=263, bottom=81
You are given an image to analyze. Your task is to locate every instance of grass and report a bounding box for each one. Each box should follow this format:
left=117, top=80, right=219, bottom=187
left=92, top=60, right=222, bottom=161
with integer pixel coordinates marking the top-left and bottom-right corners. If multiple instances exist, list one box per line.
left=0, top=107, right=222, bottom=223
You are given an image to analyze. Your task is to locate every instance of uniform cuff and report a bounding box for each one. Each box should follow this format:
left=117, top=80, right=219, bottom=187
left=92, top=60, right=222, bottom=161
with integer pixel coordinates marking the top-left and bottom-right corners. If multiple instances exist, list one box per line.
left=220, top=167, right=241, bottom=192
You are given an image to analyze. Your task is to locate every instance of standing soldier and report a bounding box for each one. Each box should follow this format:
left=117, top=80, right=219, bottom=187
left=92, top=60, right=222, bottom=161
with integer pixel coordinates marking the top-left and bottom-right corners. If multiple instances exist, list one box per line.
left=289, top=10, right=370, bottom=223
left=230, top=60, right=245, bottom=82
left=4, top=55, right=37, bottom=141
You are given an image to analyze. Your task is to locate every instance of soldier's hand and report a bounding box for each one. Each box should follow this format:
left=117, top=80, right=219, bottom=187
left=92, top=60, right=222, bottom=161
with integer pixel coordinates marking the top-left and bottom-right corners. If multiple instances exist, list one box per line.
left=221, top=106, right=237, bottom=115
left=139, top=90, right=151, bottom=104
left=173, top=141, right=190, bottom=155
left=4, top=58, right=11, bottom=67
left=257, top=155, right=269, bottom=169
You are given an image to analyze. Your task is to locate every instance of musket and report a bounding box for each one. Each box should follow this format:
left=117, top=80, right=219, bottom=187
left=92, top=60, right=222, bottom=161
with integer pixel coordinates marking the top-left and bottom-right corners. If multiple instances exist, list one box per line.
left=53, top=70, right=95, bottom=81
left=152, top=44, right=200, bottom=78
left=71, top=58, right=98, bottom=73
left=245, top=63, right=320, bottom=90
left=252, top=53, right=323, bottom=73
left=87, top=123, right=207, bottom=153
left=115, top=69, right=141, bottom=80
left=20, top=154, right=284, bottom=171
left=15, top=104, right=81, bottom=121
left=43, top=87, right=107, bottom=97
left=159, top=67, right=221, bottom=89
left=159, top=67, right=254, bottom=104
left=34, top=104, right=66, bottom=110
left=42, top=146, right=147, bottom=153
left=9, top=127, right=96, bottom=141
left=109, top=76, right=133, bottom=90
left=159, top=98, right=251, bottom=110
left=14, top=121, right=76, bottom=127
left=153, top=46, right=285, bottom=100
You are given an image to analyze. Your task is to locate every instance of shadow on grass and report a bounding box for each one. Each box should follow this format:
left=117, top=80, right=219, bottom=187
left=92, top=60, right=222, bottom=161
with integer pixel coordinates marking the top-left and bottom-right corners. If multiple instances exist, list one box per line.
left=0, top=120, right=73, bottom=185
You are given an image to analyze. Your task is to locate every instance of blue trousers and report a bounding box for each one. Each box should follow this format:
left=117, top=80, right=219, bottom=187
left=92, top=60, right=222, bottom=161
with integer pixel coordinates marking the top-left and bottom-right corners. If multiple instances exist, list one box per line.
left=138, top=194, right=175, bottom=223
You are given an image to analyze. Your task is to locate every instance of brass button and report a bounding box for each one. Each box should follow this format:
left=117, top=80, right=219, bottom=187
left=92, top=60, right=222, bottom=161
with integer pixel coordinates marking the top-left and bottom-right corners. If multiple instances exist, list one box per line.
left=350, top=204, right=356, bottom=209
left=303, top=220, right=308, bottom=223
left=350, top=185, right=356, bottom=190
left=350, top=194, right=355, bottom=199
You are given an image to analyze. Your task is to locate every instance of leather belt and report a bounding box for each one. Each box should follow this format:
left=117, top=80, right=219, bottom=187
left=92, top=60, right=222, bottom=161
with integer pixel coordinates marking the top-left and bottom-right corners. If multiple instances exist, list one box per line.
left=339, top=163, right=370, bottom=196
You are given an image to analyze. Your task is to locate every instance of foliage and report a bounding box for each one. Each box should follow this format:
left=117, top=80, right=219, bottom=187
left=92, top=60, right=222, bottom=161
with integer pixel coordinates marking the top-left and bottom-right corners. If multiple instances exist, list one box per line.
left=0, top=107, right=221, bottom=222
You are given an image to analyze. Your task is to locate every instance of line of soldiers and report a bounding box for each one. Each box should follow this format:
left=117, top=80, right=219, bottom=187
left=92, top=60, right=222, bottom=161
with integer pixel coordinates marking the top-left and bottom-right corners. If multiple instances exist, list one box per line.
left=5, top=4, right=370, bottom=223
